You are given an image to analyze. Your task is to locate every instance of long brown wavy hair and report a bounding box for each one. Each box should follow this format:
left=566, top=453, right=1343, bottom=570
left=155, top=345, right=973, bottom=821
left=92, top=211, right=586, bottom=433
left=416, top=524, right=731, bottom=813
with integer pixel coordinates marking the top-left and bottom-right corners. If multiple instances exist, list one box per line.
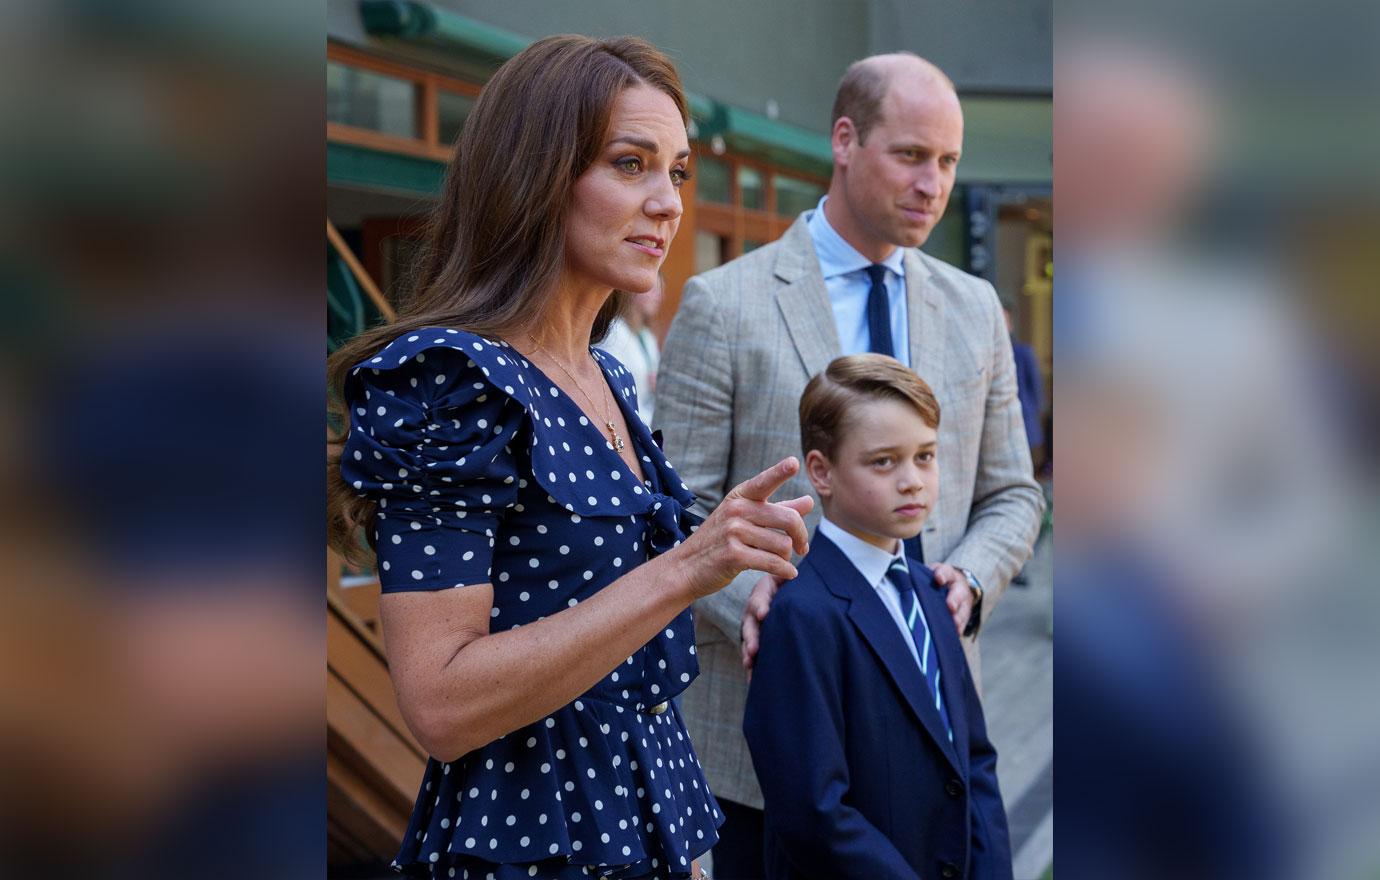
left=327, top=35, right=688, bottom=566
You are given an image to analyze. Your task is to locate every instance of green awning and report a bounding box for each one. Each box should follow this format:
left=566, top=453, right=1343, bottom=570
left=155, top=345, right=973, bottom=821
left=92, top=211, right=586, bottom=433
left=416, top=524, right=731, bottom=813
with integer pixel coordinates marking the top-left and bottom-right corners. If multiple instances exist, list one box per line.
left=353, top=1, right=1050, bottom=185
left=327, top=141, right=446, bottom=196
left=360, top=0, right=529, bottom=60
left=356, top=1, right=833, bottom=176
left=693, top=103, right=833, bottom=178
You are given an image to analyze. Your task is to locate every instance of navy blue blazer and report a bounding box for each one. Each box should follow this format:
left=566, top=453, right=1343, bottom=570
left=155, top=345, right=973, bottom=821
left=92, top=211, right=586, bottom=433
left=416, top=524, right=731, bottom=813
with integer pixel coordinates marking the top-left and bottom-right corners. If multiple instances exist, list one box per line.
left=743, top=532, right=1012, bottom=880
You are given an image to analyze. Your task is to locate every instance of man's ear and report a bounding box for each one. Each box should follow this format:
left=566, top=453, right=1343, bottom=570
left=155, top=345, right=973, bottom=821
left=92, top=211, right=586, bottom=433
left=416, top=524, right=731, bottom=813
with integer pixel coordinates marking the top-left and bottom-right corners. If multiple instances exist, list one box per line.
left=804, top=449, right=833, bottom=498
left=831, top=116, right=857, bottom=167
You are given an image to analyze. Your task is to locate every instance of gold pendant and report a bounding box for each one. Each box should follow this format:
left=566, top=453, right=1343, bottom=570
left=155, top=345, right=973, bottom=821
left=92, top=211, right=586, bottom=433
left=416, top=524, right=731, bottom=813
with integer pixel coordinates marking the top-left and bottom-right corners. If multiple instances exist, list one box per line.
left=606, top=421, right=625, bottom=452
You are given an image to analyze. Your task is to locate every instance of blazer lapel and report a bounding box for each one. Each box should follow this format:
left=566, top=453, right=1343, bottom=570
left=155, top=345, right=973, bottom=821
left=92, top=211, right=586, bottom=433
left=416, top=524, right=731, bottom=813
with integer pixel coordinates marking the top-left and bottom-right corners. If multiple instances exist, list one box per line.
left=774, top=216, right=841, bottom=380
left=813, top=535, right=962, bottom=772
left=903, top=249, right=946, bottom=399
left=913, top=566, right=971, bottom=775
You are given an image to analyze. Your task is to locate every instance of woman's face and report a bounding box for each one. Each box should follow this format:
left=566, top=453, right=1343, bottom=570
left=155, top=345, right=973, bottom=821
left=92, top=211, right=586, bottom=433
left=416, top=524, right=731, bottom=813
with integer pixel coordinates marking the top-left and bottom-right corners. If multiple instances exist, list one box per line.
left=563, top=85, right=689, bottom=297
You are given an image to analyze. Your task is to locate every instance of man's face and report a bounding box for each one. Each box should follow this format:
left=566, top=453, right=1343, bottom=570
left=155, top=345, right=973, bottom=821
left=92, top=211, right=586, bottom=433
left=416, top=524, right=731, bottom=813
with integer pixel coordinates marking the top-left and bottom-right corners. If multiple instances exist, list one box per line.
left=835, top=81, right=963, bottom=256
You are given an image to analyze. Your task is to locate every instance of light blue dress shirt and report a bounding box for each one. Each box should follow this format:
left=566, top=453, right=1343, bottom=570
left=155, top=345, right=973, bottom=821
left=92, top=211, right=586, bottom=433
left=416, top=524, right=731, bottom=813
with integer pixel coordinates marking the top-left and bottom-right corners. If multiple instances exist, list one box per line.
left=816, top=517, right=931, bottom=674
left=806, top=196, right=910, bottom=366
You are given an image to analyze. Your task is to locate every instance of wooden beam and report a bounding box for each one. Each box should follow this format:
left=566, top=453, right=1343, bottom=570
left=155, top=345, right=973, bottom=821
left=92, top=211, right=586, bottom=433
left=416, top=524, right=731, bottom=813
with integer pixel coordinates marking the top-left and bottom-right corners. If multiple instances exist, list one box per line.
left=326, top=610, right=425, bottom=759
left=327, top=751, right=410, bottom=856
left=338, top=577, right=382, bottom=630
left=327, top=669, right=427, bottom=806
left=327, top=120, right=453, bottom=163
left=327, top=218, right=397, bottom=322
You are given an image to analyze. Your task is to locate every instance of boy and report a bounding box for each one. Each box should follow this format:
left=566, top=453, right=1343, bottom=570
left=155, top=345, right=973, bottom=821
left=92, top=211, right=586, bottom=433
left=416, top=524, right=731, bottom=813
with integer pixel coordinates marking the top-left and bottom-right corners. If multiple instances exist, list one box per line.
left=743, top=354, right=1012, bottom=880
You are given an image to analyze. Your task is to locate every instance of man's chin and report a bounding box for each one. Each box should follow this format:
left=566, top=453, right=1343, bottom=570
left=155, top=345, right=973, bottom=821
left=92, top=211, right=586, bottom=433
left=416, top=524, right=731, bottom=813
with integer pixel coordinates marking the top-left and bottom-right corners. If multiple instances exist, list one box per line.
left=892, top=225, right=931, bottom=249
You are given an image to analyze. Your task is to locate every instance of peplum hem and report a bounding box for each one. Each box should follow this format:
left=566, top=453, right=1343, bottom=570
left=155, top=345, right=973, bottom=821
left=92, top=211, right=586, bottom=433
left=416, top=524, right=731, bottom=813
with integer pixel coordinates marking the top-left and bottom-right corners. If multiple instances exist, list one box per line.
left=392, top=699, right=720, bottom=875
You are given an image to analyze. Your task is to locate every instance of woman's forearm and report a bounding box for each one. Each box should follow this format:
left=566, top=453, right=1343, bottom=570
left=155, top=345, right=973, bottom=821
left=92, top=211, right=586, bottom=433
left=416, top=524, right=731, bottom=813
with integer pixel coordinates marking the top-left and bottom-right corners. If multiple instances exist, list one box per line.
left=386, top=549, right=700, bottom=762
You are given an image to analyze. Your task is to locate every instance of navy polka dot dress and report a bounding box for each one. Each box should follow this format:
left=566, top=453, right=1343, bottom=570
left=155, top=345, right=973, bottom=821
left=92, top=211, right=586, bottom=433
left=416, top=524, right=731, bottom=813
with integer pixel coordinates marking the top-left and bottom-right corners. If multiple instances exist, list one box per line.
left=340, top=328, right=723, bottom=879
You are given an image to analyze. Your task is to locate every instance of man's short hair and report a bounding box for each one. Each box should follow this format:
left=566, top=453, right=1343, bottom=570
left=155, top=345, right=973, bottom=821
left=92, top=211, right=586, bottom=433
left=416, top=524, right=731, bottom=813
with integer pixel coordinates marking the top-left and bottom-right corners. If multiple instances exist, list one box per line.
left=799, top=354, right=941, bottom=459
left=831, top=52, right=955, bottom=144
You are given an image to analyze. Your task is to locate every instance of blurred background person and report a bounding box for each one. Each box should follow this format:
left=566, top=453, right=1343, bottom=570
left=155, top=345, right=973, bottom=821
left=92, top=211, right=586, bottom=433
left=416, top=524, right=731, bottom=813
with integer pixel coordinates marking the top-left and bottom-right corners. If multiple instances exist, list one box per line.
left=0, top=3, right=323, bottom=878
left=597, top=271, right=664, bottom=427
left=1055, top=23, right=1377, bottom=880
left=1005, top=304, right=1044, bottom=473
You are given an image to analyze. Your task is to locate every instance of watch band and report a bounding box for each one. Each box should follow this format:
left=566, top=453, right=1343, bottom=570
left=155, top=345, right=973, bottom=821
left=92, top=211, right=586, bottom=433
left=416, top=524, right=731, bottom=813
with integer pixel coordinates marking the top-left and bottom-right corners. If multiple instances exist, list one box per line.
left=959, top=568, right=983, bottom=637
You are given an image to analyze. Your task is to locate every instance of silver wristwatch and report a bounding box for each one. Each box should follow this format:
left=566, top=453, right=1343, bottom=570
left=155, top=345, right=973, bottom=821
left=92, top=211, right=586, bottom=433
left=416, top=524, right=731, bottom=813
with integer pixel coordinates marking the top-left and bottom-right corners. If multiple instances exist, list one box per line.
left=958, top=567, right=983, bottom=637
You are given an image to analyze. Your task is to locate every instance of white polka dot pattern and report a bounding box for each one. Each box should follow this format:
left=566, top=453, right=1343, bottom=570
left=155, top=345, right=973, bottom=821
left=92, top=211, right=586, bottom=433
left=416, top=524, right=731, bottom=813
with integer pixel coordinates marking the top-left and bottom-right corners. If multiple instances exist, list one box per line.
left=344, top=328, right=718, bottom=876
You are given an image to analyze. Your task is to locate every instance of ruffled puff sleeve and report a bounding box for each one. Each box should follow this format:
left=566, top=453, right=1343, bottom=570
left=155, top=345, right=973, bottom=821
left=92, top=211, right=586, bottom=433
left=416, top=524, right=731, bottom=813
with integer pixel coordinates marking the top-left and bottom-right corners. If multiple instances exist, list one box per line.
left=340, top=341, right=527, bottom=593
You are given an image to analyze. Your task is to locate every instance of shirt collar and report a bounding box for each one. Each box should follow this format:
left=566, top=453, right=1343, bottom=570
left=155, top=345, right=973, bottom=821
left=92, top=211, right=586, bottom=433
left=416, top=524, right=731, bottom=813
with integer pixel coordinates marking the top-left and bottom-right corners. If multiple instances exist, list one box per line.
left=807, top=196, right=908, bottom=281
left=817, top=516, right=907, bottom=591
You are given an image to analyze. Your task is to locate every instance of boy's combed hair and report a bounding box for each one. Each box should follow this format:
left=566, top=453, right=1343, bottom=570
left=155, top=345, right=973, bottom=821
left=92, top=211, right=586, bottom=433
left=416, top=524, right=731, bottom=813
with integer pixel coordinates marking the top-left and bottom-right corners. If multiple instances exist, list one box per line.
left=799, top=354, right=941, bottom=459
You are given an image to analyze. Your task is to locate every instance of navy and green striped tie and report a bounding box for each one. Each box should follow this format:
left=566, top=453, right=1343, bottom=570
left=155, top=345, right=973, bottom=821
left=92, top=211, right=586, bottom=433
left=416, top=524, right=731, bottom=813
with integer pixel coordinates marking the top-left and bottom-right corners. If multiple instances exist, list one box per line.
left=888, top=559, right=953, bottom=742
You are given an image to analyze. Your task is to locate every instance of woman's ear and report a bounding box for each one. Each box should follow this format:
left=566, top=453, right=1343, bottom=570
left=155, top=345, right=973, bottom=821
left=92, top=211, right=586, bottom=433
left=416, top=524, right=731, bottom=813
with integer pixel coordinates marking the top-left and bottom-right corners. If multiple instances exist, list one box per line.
left=804, top=449, right=832, bottom=499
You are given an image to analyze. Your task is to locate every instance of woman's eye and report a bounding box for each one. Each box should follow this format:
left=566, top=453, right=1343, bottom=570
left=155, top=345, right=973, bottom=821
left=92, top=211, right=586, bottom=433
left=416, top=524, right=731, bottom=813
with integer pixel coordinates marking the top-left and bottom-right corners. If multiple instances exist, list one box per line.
left=616, top=157, right=642, bottom=174
left=671, top=167, right=691, bottom=186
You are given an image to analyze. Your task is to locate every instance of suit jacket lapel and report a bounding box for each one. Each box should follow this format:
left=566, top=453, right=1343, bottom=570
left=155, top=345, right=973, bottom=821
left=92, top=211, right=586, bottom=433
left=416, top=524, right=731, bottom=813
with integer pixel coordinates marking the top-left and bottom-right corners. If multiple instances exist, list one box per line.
left=774, top=216, right=840, bottom=379
left=904, top=249, right=946, bottom=399
left=813, top=534, right=962, bottom=772
left=913, top=566, right=971, bottom=775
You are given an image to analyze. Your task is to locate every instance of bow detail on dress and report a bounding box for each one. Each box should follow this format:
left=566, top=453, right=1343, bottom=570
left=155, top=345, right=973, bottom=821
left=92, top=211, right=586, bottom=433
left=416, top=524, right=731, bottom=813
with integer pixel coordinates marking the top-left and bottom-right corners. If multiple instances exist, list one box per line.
left=645, top=492, right=703, bottom=557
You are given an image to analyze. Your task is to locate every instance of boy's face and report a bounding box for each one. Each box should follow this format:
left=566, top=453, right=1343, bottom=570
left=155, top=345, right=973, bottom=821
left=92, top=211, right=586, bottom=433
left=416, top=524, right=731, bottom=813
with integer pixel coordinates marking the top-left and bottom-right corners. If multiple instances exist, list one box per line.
left=805, top=397, right=938, bottom=552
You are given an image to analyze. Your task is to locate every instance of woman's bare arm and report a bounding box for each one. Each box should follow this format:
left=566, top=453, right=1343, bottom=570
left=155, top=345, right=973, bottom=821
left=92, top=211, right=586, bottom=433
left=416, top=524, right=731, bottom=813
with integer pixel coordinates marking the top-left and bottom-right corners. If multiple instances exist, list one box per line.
left=382, top=457, right=813, bottom=761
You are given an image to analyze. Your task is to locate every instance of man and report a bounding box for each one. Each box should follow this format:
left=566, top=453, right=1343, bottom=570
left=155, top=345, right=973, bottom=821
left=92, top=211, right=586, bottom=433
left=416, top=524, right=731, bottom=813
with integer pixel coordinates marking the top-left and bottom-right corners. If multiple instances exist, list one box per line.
left=656, top=53, right=1044, bottom=877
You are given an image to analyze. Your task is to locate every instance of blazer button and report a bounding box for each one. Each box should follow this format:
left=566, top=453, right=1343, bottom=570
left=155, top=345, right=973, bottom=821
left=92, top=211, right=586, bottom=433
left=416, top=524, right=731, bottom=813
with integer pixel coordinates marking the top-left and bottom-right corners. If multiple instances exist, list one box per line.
left=945, top=779, right=963, bottom=798
left=939, top=863, right=959, bottom=878
left=647, top=701, right=669, bottom=715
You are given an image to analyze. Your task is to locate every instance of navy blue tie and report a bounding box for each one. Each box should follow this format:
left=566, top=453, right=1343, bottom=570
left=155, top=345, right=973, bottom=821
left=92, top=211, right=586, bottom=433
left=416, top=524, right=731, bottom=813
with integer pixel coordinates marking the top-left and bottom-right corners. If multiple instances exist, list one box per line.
left=863, top=264, right=922, bottom=560
left=887, top=559, right=953, bottom=742
left=864, top=264, right=894, bottom=358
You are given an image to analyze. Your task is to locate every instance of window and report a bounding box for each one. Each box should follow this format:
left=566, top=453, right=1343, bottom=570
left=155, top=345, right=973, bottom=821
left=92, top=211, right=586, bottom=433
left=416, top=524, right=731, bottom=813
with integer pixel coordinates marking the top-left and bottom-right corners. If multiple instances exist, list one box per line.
left=737, top=166, right=765, bottom=211
left=774, top=174, right=826, bottom=218
left=437, top=89, right=477, bottom=146
left=326, top=43, right=483, bottom=162
left=690, top=147, right=827, bottom=263
left=695, top=156, right=731, bottom=204
left=327, top=62, right=417, bottom=139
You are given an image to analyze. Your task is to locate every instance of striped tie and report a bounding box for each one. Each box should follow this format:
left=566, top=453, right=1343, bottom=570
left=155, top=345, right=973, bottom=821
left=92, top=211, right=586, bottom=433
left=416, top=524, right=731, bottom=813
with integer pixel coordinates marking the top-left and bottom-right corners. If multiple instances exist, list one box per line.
left=888, top=559, right=953, bottom=742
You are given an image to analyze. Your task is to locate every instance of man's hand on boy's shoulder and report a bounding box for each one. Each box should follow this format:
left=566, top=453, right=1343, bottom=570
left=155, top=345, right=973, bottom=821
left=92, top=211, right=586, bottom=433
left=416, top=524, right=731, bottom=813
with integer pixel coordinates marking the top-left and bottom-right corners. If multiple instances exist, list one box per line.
left=740, top=572, right=784, bottom=676
left=930, top=563, right=975, bottom=636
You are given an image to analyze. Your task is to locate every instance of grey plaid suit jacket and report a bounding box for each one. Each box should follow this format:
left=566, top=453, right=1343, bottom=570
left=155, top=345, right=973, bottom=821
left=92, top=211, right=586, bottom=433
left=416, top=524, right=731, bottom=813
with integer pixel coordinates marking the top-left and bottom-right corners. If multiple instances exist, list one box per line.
left=654, top=214, right=1044, bottom=809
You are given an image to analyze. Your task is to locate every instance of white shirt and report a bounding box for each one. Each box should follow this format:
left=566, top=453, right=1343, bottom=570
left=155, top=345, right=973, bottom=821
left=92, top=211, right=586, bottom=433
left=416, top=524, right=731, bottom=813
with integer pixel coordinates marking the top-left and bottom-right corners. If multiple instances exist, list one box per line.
left=805, top=196, right=910, bottom=366
left=816, top=517, right=931, bottom=673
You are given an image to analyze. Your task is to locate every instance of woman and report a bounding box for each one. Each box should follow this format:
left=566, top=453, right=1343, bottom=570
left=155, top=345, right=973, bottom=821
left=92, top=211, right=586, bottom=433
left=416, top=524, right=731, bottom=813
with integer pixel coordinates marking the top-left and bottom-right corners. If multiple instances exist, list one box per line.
left=327, top=36, right=811, bottom=880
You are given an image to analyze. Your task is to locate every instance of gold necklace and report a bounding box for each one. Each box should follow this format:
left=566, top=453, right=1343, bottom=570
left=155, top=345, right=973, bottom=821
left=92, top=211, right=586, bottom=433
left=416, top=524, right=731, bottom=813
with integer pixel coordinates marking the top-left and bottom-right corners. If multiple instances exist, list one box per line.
left=527, top=335, right=626, bottom=453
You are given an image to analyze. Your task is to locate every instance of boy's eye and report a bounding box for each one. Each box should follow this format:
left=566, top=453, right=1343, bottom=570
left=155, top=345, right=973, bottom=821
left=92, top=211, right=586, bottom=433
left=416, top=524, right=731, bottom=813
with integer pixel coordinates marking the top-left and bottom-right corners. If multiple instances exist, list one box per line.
left=872, top=456, right=892, bottom=467
left=918, top=451, right=935, bottom=463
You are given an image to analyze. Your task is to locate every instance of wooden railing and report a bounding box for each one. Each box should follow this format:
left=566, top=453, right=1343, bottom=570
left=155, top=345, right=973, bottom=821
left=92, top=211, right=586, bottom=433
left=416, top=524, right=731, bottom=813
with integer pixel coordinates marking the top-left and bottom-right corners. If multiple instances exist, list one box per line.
left=327, top=550, right=425, bottom=868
